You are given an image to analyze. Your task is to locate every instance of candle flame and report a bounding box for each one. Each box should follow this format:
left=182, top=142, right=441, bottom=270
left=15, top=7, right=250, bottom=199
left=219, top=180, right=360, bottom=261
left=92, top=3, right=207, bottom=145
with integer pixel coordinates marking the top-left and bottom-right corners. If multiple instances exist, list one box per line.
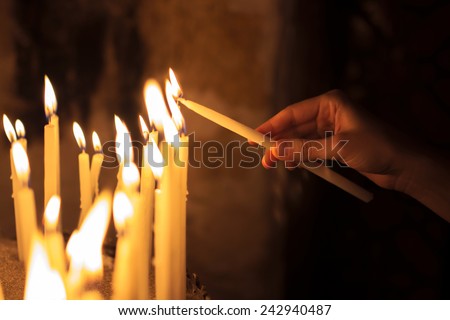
left=139, top=115, right=150, bottom=141
left=149, top=137, right=163, bottom=179
left=144, top=79, right=168, bottom=133
left=92, top=131, right=102, bottom=153
left=113, top=191, right=133, bottom=233
left=165, top=79, right=185, bottom=133
left=44, top=75, right=57, bottom=119
left=44, top=195, right=61, bottom=233
left=67, top=191, right=112, bottom=279
left=15, top=119, right=26, bottom=139
left=169, top=68, right=183, bottom=98
left=72, top=122, right=86, bottom=151
left=25, top=234, right=66, bottom=300
left=12, top=142, right=30, bottom=185
left=114, top=115, right=133, bottom=165
left=3, top=114, right=17, bottom=143
left=122, top=162, right=140, bottom=189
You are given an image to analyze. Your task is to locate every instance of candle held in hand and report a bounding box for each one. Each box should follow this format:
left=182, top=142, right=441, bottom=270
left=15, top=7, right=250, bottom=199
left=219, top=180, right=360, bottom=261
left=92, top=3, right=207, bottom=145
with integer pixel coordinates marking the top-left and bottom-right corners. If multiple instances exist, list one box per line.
left=169, top=69, right=372, bottom=202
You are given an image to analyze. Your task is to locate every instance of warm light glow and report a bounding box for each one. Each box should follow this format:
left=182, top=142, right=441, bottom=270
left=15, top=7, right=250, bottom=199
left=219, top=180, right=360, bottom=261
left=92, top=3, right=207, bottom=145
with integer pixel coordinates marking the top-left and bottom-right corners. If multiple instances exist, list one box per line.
left=144, top=79, right=169, bottom=133
left=67, top=191, right=112, bottom=278
left=165, top=80, right=185, bottom=133
left=25, top=235, right=66, bottom=300
left=169, top=68, right=183, bottom=98
left=92, top=131, right=102, bottom=153
left=44, top=75, right=57, bottom=118
left=12, top=142, right=30, bottom=185
left=139, top=115, right=150, bottom=141
left=15, top=119, right=25, bottom=139
left=72, top=122, right=86, bottom=151
left=114, top=115, right=133, bottom=165
left=122, top=162, right=140, bottom=190
left=44, top=195, right=61, bottom=233
left=3, top=114, right=17, bottom=143
left=149, top=137, right=164, bottom=179
left=113, top=191, right=133, bottom=233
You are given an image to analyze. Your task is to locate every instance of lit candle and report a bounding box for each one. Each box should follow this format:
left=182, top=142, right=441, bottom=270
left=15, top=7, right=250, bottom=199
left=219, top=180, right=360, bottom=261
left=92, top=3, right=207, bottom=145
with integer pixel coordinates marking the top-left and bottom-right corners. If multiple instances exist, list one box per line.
left=112, top=191, right=135, bottom=299
left=43, top=195, right=66, bottom=279
left=90, top=131, right=104, bottom=198
left=114, top=115, right=133, bottom=190
left=12, top=143, right=38, bottom=267
left=15, top=119, right=27, bottom=150
left=24, top=233, right=66, bottom=300
left=3, top=114, right=24, bottom=260
left=147, top=80, right=184, bottom=299
left=66, top=191, right=112, bottom=298
left=138, top=115, right=154, bottom=299
left=73, top=122, right=92, bottom=226
left=44, top=76, right=61, bottom=213
left=166, top=77, right=189, bottom=299
left=171, top=70, right=373, bottom=203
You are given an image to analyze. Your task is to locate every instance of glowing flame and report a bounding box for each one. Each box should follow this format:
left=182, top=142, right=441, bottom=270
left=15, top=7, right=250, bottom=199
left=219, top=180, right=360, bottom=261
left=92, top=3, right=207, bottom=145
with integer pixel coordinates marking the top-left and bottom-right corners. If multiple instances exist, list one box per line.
left=144, top=79, right=169, bottom=133
left=149, top=137, right=163, bottom=179
left=165, top=80, right=185, bottom=133
left=169, top=68, right=183, bottom=98
left=122, top=162, right=140, bottom=190
left=139, top=115, right=150, bottom=141
left=67, top=191, right=112, bottom=279
left=12, top=143, right=30, bottom=185
left=113, top=191, right=133, bottom=233
left=92, top=131, right=102, bottom=153
left=72, top=122, right=86, bottom=151
left=114, top=115, right=133, bottom=165
left=25, top=234, right=66, bottom=300
left=15, top=119, right=25, bottom=139
left=44, top=75, right=57, bottom=118
left=3, top=114, right=17, bottom=143
left=44, top=195, right=61, bottom=233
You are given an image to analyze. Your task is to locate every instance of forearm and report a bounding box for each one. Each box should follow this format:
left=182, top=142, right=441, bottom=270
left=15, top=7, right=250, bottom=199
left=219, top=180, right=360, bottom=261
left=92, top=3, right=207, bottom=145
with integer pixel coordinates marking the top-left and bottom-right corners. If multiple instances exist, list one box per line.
left=399, top=151, right=450, bottom=222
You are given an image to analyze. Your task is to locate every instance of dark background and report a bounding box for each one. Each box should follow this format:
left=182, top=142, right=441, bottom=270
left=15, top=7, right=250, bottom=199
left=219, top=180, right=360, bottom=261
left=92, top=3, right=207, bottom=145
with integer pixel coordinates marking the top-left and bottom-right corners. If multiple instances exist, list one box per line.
left=0, top=0, right=448, bottom=299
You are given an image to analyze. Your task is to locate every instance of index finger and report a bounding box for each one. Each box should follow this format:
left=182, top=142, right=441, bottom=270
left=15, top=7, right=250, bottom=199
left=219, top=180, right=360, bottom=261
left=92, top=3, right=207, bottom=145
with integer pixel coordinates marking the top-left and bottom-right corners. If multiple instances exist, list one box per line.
left=256, top=95, right=321, bottom=136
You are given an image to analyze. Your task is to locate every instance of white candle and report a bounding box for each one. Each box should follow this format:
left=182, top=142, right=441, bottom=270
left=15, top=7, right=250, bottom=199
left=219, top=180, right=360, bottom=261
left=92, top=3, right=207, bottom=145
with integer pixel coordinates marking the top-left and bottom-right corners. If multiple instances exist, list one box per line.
left=138, top=116, right=155, bottom=299
left=145, top=79, right=185, bottom=299
left=73, top=122, right=92, bottom=226
left=44, top=76, right=61, bottom=213
left=90, top=131, right=104, bottom=198
left=3, top=114, right=24, bottom=260
left=112, top=191, right=135, bottom=299
left=43, top=195, right=66, bottom=279
left=12, top=143, right=38, bottom=268
left=176, top=92, right=373, bottom=202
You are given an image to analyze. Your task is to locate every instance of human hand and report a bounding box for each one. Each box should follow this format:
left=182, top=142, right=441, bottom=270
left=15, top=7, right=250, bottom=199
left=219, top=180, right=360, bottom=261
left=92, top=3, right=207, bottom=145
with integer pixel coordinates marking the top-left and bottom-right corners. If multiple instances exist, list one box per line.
left=257, top=90, right=416, bottom=192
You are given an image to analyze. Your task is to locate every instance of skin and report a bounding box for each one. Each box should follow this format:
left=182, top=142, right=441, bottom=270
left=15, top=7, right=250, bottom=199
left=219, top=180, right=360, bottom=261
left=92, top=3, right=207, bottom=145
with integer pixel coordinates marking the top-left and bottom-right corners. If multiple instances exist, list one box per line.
left=257, top=90, right=450, bottom=222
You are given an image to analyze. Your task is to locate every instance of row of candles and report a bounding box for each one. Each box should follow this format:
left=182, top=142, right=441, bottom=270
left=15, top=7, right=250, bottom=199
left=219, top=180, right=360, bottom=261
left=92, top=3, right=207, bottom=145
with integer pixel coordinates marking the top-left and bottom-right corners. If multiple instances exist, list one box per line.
left=0, top=69, right=188, bottom=299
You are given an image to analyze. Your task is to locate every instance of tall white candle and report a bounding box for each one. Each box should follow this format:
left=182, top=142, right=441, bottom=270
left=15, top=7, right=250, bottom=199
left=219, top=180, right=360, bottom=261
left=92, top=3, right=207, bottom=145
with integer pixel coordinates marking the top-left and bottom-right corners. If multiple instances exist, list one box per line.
left=12, top=143, right=38, bottom=268
left=90, top=131, right=104, bottom=198
left=73, top=122, right=92, bottom=226
left=44, top=76, right=61, bottom=213
left=3, top=115, right=24, bottom=260
left=43, top=195, right=66, bottom=279
left=170, top=71, right=373, bottom=203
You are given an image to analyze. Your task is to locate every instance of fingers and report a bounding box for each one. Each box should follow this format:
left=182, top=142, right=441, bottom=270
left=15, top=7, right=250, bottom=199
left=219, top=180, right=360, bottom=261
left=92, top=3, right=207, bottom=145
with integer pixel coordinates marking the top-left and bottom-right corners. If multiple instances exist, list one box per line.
left=261, top=136, right=345, bottom=169
left=256, top=95, right=322, bottom=136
